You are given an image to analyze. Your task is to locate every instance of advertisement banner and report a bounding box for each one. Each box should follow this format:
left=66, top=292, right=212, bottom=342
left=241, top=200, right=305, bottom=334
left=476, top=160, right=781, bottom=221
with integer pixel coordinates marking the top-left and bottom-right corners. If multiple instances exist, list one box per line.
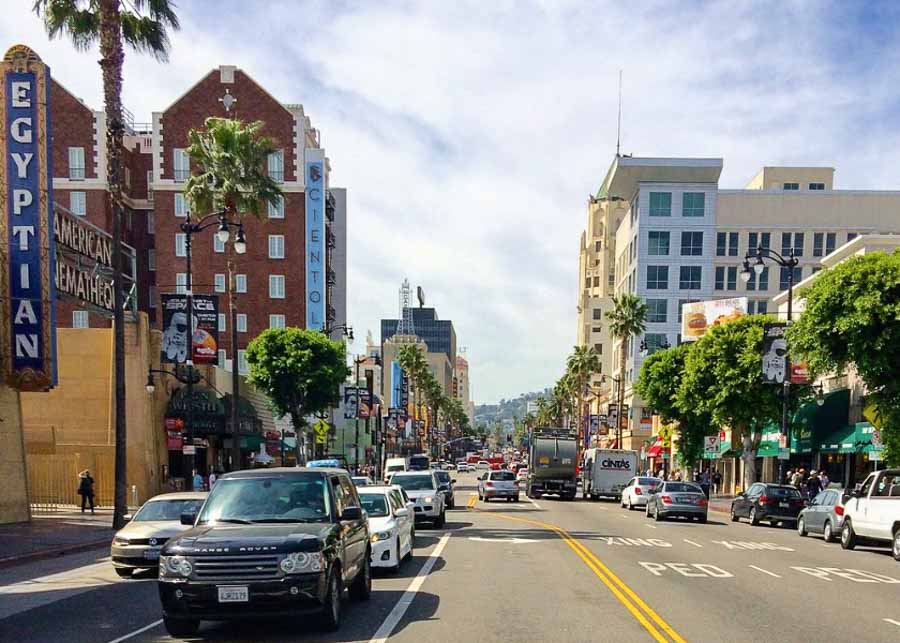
left=790, top=361, right=810, bottom=384
left=358, top=388, right=372, bottom=419
left=343, top=386, right=359, bottom=419
left=761, top=322, right=788, bottom=384
left=681, top=297, right=748, bottom=341
left=160, top=294, right=220, bottom=365
left=2, top=45, right=58, bottom=391
left=304, top=151, right=326, bottom=330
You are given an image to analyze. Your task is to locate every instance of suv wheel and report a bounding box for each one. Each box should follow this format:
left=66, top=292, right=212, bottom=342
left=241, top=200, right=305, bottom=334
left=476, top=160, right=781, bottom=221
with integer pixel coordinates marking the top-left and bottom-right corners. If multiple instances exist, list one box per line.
left=823, top=521, right=835, bottom=543
left=797, top=516, right=808, bottom=537
left=350, top=553, right=371, bottom=601
left=435, top=511, right=446, bottom=529
left=163, top=616, right=199, bottom=637
left=320, top=569, right=342, bottom=631
left=730, top=504, right=739, bottom=522
left=893, top=529, right=900, bottom=562
left=749, top=507, right=760, bottom=526
left=841, top=520, right=857, bottom=550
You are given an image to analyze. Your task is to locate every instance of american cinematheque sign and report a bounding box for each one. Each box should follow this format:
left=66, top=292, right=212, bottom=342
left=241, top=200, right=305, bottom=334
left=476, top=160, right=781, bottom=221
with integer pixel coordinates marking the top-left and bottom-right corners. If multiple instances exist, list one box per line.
left=1, top=45, right=57, bottom=391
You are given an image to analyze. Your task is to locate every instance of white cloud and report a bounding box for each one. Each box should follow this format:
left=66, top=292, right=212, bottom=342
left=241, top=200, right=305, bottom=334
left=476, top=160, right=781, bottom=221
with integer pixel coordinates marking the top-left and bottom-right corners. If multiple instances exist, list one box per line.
left=5, top=0, right=900, bottom=403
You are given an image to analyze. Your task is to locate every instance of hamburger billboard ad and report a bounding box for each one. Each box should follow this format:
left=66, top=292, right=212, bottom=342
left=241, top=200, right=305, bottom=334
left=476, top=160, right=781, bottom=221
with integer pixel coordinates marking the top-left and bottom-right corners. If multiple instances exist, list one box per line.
left=681, top=297, right=748, bottom=341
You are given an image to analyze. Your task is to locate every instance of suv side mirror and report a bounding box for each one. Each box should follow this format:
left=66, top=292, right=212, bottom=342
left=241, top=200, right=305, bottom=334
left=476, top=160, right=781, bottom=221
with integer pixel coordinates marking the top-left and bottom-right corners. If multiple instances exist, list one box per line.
left=451, top=479, right=457, bottom=484
left=122, top=513, right=132, bottom=523
left=180, top=511, right=197, bottom=526
left=341, top=506, right=362, bottom=521
left=395, top=507, right=409, bottom=518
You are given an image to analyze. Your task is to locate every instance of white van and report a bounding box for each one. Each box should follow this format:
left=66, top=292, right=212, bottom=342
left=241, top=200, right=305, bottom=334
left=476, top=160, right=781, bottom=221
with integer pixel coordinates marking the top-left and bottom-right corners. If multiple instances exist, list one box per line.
left=384, top=457, right=407, bottom=483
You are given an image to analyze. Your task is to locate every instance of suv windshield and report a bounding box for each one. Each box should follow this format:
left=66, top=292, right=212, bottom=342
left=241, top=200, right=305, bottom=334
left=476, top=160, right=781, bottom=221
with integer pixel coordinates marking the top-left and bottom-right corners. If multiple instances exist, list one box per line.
left=134, top=499, right=203, bottom=521
left=393, top=475, right=436, bottom=491
left=358, top=493, right=389, bottom=518
left=491, top=471, right=516, bottom=481
left=197, top=474, right=331, bottom=524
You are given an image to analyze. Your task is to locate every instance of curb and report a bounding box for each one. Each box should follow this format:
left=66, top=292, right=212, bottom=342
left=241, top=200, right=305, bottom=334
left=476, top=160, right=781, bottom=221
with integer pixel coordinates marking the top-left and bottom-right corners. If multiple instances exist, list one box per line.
left=0, top=538, right=111, bottom=569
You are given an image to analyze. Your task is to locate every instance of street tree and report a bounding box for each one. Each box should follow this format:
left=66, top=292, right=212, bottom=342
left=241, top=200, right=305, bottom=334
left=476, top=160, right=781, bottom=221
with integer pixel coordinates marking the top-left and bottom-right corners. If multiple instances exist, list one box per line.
left=787, top=250, right=900, bottom=463
left=635, top=343, right=711, bottom=470
left=566, top=345, right=602, bottom=440
left=397, top=344, right=429, bottom=450
left=33, top=0, right=180, bottom=530
left=245, top=328, right=350, bottom=464
left=606, top=294, right=648, bottom=415
left=677, top=315, right=782, bottom=489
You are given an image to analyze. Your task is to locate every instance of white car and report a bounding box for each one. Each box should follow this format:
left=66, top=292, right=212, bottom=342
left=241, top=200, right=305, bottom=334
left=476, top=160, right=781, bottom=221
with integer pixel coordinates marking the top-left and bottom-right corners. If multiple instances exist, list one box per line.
left=620, top=476, right=663, bottom=510
left=456, top=463, right=470, bottom=472
left=476, top=460, right=490, bottom=471
left=516, top=468, right=529, bottom=483
left=358, top=486, right=414, bottom=572
left=390, top=471, right=446, bottom=527
left=478, top=470, right=520, bottom=502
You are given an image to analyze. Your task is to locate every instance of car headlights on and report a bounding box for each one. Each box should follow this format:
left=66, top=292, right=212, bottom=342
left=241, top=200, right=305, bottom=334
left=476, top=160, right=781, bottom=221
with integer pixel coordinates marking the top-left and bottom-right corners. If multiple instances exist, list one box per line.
left=370, top=530, right=392, bottom=543
left=423, top=496, right=434, bottom=503
left=280, top=552, right=326, bottom=574
left=159, top=555, right=192, bottom=578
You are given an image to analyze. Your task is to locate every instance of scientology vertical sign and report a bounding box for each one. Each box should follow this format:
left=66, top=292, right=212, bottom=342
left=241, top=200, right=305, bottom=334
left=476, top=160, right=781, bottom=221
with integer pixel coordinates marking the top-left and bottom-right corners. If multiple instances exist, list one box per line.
left=305, top=149, right=326, bottom=330
left=1, top=45, right=57, bottom=391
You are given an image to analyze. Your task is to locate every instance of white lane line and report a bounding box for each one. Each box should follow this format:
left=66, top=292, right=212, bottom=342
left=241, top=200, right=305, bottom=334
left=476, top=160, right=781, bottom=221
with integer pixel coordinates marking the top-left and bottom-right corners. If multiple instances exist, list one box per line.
left=749, top=565, right=781, bottom=578
left=884, top=618, right=900, bottom=628
left=369, top=532, right=451, bottom=643
left=105, top=620, right=164, bottom=643
left=644, top=524, right=657, bottom=529
left=524, top=496, right=541, bottom=510
left=683, top=539, right=703, bottom=548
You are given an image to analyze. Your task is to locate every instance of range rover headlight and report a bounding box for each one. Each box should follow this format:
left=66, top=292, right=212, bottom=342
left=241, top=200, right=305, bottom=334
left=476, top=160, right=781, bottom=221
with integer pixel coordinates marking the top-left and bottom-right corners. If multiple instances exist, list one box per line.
left=159, top=555, right=192, bottom=578
left=423, top=496, right=434, bottom=503
left=280, top=552, right=325, bottom=574
left=370, top=530, right=392, bottom=543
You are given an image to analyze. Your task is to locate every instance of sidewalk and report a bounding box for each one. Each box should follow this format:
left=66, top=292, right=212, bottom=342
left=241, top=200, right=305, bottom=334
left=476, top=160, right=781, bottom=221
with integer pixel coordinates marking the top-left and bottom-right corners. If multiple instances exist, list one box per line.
left=0, top=508, right=116, bottom=568
left=709, top=495, right=734, bottom=514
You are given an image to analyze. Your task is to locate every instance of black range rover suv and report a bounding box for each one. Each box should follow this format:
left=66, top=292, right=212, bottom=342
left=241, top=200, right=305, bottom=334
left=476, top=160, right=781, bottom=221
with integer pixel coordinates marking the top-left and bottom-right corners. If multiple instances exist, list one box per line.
left=157, top=468, right=371, bottom=636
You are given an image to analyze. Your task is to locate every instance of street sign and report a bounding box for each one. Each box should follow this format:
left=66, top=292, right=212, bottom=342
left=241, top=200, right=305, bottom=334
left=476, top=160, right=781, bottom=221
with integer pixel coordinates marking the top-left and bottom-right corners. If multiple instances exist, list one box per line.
left=779, top=433, right=788, bottom=449
left=182, top=445, right=196, bottom=455
left=777, top=448, right=790, bottom=460
left=704, top=436, right=720, bottom=456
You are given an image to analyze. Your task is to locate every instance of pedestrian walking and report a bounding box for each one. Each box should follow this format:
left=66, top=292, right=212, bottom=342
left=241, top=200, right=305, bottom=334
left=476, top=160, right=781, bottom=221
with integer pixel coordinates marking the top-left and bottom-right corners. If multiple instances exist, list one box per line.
left=785, top=468, right=794, bottom=485
left=806, top=470, right=822, bottom=501
left=209, top=470, right=218, bottom=488
left=713, top=470, right=722, bottom=496
left=192, top=469, right=204, bottom=491
left=77, top=470, right=95, bottom=514
left=790, top=469, right=803, bottom=489
left=819, top=471, right=830, bottom=490
left=700, top=469, right=711, bottom=498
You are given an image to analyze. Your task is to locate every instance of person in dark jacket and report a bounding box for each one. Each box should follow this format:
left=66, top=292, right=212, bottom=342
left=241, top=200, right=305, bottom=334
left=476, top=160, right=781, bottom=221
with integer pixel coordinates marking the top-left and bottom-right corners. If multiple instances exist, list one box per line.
left=806, top=470, right=822, bottom=501
left=78, top=470, right=95, bottom=514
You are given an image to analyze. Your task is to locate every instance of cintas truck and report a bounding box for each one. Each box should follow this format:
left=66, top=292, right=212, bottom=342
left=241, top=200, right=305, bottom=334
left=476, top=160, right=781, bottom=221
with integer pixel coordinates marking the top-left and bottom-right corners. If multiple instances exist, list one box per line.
left=526, top=428, right=578, bottom=500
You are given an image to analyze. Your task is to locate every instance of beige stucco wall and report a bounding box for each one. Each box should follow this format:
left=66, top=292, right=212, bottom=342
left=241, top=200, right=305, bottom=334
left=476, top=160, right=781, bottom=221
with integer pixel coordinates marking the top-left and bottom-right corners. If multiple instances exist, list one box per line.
left=743, top=167, right=834, bottom=190
left=0, top=386, right=30, bottom=523
left=717, top=190, right=900, bottom=230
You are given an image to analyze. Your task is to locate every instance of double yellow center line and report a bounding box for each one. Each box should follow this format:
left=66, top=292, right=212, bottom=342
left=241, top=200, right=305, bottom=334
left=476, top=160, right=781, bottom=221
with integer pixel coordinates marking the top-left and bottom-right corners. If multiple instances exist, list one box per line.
left=468, top=501, right=686, bottom=643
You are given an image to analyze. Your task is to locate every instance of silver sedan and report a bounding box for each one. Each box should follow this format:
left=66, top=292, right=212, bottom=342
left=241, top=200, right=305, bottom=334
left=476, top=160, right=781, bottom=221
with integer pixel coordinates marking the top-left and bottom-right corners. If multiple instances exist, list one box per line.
left=645, top=482, right=708, bottom=523
left=620, top=476, right=662, bottom=510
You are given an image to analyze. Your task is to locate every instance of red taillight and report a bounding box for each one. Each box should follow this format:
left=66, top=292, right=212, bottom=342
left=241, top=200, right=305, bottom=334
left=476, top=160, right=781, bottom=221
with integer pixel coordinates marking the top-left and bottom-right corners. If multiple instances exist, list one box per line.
left=698, top=498, right=708, bottom=507
left=661, top=495, right=673, bottom=504
left=835, top=505, right=844, bottom=516
left=759, top=495, right=769, bottom=504
left=634, top=488, right=642, bottom=495
left=485, top=481, right=493, bottom=487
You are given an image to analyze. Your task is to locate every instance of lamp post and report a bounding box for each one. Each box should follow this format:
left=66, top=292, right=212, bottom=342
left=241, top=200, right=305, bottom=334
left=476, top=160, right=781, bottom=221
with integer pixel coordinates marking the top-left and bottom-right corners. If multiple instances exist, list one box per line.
left=596, top=374, right=624, bottom=447
left=741, top=245, right=799, bottom=484
left=179, top=210, right=246, bottom=490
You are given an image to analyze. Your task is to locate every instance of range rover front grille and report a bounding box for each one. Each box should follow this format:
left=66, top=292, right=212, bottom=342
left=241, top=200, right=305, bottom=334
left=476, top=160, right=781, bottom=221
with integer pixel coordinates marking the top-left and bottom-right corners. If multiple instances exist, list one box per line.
left=191, top=554, right=281, bottom=582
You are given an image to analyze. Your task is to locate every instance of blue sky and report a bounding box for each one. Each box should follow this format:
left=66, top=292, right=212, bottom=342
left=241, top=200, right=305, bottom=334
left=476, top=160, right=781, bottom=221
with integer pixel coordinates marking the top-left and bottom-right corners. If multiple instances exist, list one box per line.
left=5, top=1, right=900, bottom=403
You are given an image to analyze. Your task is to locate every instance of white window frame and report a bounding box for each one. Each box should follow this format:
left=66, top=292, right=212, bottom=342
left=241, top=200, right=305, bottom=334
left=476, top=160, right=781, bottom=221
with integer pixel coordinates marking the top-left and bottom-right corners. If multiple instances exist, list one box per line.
left=147, top=170, right=154, bottom=202
left=69, top=191, right=86, bottom=216
left=217, top=349, right=226, bottom=367
left=269, top=275, right=285, bottom=299
left=214, top=273, right=226, bottom=293
left=238, top=349, right=249, bottom=375
left=174, top=193, right=190, bottom=218
left=235, top=274, right=247, bottom=293
left=268, top=150, right=285, bottom=183
left=72, top=310, right=89, bottom=328
left=237, top=313, right=248, bottom=333
left=213, top=235, right=225, bottom=253
left=269, top=314, right=286, bottom=329
left=218, top=313, right=226, bottom=332
left=268, top=234, right=285, bottom=259
left=68, top=147, right=86, bottom=180
left=173, top=148, right=189, bottom=182
left=149, top=285, right=157, bottom=308
left=147, top=211, right=155, bottom=234
left=176, top=273, right=187, bottom=294
left=175, top=233, right=187, bottom=257
left=268, top=195, right=284, bottom=219
left=148, top=249, right=156, bottom=271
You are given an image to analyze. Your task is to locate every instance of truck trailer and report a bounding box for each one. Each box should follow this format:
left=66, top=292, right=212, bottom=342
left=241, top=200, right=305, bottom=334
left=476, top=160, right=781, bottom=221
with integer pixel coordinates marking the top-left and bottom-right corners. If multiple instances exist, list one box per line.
left=527, top=428, right=578, bottom=500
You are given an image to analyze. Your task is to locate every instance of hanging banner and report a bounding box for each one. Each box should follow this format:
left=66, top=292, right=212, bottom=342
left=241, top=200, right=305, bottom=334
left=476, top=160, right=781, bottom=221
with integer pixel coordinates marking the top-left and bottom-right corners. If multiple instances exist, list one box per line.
left=304, top=150, right=325, bottom=330
left=1, top=45, right=57, bottom=391
left=762, top=322, right=788, bottom=384
left=160, top=294, right=220, bottom=365
left=343, top=386, right=359, bottom=419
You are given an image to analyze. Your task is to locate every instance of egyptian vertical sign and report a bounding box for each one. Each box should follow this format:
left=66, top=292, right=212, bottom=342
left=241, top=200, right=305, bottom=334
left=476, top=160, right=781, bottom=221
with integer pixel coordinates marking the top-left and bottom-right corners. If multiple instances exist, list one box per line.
left=305, top=150, right=325, bottom=330
left=1, top=45, right=57, bottom=391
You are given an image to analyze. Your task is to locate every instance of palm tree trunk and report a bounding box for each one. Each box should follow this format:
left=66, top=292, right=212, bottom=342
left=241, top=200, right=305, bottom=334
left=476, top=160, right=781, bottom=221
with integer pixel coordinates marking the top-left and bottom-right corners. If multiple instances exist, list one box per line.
left=618, top=339, right=627, bottom=446
left=99, top=0, right=128, bottom=530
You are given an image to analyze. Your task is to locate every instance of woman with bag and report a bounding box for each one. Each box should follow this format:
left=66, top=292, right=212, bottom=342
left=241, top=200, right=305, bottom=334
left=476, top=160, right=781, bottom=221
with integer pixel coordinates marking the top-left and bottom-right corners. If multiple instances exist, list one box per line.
left=77, top=470, right=95, bottom=514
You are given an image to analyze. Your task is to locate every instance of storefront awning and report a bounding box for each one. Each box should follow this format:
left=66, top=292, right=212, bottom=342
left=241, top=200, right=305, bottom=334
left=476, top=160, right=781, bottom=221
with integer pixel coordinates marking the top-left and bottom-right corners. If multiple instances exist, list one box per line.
left=817, top=424, right=858, bottom=454
left=757, top=431, right=782, bottom=458
left=791, top=389, right=850, bottom=454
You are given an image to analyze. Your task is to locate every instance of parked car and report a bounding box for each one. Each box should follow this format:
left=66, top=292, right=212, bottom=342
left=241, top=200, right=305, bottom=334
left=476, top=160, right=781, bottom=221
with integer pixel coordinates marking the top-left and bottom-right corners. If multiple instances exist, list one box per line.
left=434, top=470, right=456, bottom=509
left=157, top=467, right=371, bottom=636
left=798, top=488, right=846, bottom=542
left=730, top=483, right=804, bottom=527
left=476, top=460, right=490, bottom=471
left=384, top=457, right=408, bottom=483
left=456, top=462, right=471, bottom=473
left=111, top=492, right=207, bottom=577
left=840, top=469, right=900, bottom=560
left=357, top=486, right=414, bottom=572
left=645, top=482, right=708, bottom=522
left=516, top=468, right=529, bottom=484
left=389, top=471, right=446, bottom=527
left=351, top=476, right=374, bottom=487
left=445, top=463, right=456, bottom=471
left=478, top=470, right=520, bottom=502
left=620, top=477, right=662, bottom=510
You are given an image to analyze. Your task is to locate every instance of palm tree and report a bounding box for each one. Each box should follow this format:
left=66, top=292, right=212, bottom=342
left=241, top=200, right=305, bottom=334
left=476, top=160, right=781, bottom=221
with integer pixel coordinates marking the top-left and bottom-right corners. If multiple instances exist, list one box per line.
left=397, top=344, right=429, bottom=451
left=34, top=0, right=180, bottom=530
left=566, top=345, right=602, bottom=445
left=605, top=293, right=649, bottom=443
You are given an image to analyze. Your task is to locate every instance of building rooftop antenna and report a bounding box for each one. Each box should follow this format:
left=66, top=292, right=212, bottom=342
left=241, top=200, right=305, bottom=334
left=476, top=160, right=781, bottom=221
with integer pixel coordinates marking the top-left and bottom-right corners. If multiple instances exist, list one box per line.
left=616, top=69, right=623, bottom=158
left=396, top=279, right=416, bottom=337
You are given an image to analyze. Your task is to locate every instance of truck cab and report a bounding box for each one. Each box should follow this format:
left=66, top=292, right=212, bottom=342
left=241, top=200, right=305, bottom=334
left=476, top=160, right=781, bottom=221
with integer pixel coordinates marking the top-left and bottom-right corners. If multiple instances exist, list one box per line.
left=840, top=469, right=900, bottom=561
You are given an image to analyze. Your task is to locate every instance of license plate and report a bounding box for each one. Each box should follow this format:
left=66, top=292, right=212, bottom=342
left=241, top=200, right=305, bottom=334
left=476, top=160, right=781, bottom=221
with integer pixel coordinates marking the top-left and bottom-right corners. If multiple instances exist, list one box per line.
left=218, top=586, right=249, bottom=603
left=779, top=502, right=789, bottom=509
left=677, top=496, right=693, bottom=504
left=143, top=549, right=160, bottom=560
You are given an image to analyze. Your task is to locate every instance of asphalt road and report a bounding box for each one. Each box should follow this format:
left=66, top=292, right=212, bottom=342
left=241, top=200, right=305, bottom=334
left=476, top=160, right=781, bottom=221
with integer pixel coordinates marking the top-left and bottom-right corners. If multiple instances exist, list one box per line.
left=2, top=471, right=899, bottom=642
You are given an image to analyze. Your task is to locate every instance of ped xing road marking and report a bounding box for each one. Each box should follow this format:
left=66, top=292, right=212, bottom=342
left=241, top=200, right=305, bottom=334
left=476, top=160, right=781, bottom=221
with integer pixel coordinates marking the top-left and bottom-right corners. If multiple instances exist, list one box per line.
left=748, top=565, right=781, bottom=578
left=105, top=620, right=164, bottom=643
left=469, top=505, right=685, bottom=643
left=683, top=539, right=703, bottom=548
left=712, top=540, right=793, bottom=552
left=639, top=562, right=733, bottom=579
left=884, top=618, right=900, bottom=628
left=369, top=532, right=451, bottom=643
left=790, top=567, right=900, bottom=584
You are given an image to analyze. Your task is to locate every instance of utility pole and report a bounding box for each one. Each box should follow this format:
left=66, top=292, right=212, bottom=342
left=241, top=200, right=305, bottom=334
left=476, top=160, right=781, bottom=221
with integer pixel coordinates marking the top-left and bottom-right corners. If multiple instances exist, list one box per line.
left=228, top=260, right=241, bottom=472
left=183, top=230, right=195, bottom=491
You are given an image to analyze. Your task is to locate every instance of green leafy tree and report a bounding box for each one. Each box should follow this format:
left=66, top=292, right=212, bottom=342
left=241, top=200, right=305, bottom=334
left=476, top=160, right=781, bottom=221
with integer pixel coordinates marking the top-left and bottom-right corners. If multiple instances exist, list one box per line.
left=566, top=345, right=602, bottom=438
left=635, top=343, right=711, bottom=470
left=246, top=328, right=350, bottom=464
left=678, top=316, right=782, bottom=489
left=606, top=294, right=648, bottom=435
left=185, top=117, right=282, bottom=218
left=397, top=344, right=429, bottom=450
left=788, top=250, right=900, bottom=463
left=34, top=0, right=179, bottom=530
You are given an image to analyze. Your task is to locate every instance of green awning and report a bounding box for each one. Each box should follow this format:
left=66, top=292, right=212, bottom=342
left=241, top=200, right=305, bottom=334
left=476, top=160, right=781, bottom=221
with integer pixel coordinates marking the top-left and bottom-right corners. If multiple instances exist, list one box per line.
left=757, top=431, right=782, bottom=457
left=818, top=424, right=858, bottom=454
left=791, top=389, right=850, bottom=454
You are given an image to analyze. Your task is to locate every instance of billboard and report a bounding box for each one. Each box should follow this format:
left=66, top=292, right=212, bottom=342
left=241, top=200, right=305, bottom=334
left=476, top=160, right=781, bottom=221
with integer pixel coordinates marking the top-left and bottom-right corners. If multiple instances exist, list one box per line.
left=160, top=294, right=220, bottom=365
left=304, top=150, right=325, bottom=330
left=681, top=297, right=748, bottom=341
left=761, top=322, right=788, bottom=384
left=343, top=386, right=359, bottom=419
left=2, top=45, right=57, bottom=391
